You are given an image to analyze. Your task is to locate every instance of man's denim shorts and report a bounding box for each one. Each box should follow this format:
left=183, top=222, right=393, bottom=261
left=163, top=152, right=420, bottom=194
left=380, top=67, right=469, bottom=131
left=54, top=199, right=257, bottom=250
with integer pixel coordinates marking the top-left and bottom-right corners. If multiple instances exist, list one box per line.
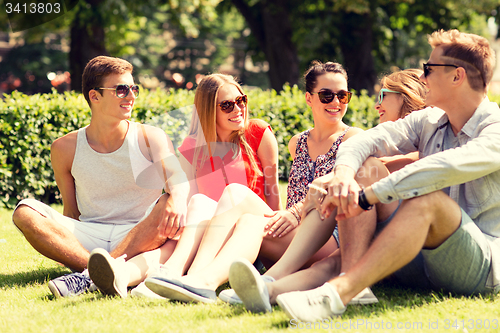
left=376, top=203, right=493, bottom=295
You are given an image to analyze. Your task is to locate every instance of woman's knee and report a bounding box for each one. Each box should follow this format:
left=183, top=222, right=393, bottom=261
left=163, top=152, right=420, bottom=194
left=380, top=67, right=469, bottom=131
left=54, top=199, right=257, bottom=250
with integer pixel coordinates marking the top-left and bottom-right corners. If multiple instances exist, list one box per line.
left=187, top=193, right=216, bottom=210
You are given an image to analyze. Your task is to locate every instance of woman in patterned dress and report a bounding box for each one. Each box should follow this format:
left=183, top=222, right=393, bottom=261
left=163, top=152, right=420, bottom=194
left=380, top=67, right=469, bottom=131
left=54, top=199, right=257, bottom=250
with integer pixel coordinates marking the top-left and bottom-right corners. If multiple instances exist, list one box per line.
left=227, top=68, right=428, bottom=313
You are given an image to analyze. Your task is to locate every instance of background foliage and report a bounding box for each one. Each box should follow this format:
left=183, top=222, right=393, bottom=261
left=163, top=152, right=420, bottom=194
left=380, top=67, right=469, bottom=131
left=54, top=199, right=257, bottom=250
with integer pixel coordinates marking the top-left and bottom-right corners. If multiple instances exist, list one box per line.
left=0, top=87, right=379, bottom=208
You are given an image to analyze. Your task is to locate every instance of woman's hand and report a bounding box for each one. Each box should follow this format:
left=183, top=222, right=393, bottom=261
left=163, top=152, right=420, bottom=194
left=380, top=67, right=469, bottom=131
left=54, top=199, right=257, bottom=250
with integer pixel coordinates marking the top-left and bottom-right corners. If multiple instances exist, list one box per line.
left=264, top=210, right=299, bottom=238
left=301, top=173, right=334, bottom=220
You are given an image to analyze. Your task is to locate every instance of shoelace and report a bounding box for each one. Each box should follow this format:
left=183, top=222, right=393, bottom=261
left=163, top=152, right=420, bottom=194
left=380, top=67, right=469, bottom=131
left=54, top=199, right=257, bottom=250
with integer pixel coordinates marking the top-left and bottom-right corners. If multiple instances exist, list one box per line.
left=64, top=273, right=91, bottom=293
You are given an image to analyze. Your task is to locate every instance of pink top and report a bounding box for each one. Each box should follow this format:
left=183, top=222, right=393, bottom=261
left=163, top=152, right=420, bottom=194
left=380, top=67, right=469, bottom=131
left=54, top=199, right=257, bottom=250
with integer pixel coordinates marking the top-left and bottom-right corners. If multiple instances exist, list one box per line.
left=179, top=119, right=271, bottom=201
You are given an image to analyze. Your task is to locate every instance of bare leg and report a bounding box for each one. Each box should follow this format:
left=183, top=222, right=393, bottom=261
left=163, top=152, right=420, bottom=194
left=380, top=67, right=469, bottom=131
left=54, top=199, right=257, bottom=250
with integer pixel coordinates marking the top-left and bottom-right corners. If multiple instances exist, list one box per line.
left=110, top=193, right=172, bottom=259
left=187, top=184, right=273, bottom=275
left=338, top=157, right=398, bottom=272
left=330, top=191, right=462, bottom=305
left=263, top=208, right=339, bottom=280
left=267, top=251, right=341, bottom=304
left=179, top=214, right=272, bottom=289
left=13, top=205, right=90, bottom=271
left=126, top=240, right=178, bottom=286
left=159, top=194, right=217, bottom=276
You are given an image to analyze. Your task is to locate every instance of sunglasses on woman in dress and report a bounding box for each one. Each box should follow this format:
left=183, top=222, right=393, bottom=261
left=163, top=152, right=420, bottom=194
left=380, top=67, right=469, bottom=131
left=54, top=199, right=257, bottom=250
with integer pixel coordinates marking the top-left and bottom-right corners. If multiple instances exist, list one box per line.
left=218, top=94, right=248, bottom=113
left=310, top=89, right=352, bottom=104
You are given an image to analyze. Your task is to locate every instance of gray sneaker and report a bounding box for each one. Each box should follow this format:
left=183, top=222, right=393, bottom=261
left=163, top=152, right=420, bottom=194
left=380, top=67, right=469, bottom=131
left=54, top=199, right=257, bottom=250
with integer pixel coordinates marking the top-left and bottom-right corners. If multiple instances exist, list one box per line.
left=220, top=276, right=275, bottom=305
left=48, top=271, right=93, bottom=298
left=228, top=258, right=273, bottom=313
left=276, top=283, right=346, bottom=322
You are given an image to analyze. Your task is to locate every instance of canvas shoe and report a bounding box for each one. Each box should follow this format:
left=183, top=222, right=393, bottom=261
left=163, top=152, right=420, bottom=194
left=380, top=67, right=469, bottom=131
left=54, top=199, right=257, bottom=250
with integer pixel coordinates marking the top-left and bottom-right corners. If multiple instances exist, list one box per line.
left=220, top=274, right=275, bottom=305
left=131, top=281, right=166, bottom=299
left=48, top=270, right=95, bottom=298
left=228, top=258, right=273, bottom=313
left=88, top=248, right=129, bottom=298
left=276, top=283, right=346, bottom=322
left=350, top=287, right=378, bottom=305
left=145, top=277, right=216, bottom=303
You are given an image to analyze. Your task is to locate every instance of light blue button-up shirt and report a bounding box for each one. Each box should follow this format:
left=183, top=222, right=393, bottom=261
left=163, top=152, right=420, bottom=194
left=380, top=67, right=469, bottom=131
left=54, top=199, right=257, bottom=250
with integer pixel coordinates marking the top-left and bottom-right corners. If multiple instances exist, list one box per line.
left=335, top=97, right=500, bottom=291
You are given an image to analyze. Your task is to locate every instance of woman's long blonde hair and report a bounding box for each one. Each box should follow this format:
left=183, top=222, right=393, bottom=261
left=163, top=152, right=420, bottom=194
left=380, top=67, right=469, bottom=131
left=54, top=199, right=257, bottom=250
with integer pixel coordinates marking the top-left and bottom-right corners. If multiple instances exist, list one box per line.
left=188, top=74, right=262, bottom=186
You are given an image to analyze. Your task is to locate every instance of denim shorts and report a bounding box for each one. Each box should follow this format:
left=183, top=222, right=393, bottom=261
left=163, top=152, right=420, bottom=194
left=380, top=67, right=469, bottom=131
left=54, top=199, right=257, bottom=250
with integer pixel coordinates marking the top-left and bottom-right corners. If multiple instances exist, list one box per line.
left=376, top=204, right=493, bottom=295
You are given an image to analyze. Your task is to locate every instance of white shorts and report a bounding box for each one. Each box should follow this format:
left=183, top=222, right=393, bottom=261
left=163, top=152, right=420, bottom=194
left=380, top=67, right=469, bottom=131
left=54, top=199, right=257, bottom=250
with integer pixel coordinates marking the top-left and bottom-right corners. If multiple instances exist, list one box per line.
left=13, top=198, right=158, bottom=253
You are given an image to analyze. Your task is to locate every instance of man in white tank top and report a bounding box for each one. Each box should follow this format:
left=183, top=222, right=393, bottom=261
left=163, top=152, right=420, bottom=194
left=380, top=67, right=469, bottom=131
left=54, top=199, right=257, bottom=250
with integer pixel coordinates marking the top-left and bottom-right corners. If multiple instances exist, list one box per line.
left=12, top=56, right=190, bottom=298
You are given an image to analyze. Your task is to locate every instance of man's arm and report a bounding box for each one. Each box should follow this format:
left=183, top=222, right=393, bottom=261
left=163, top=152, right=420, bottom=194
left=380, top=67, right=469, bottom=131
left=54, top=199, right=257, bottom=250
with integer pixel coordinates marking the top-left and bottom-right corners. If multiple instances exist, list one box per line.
left=371, top=122, right=500, bottom=204
left=335, top=114, right=423, bottom=173
left=51, top=132, right=80, bottom=220
left=139, top=125, right=190, bottom=238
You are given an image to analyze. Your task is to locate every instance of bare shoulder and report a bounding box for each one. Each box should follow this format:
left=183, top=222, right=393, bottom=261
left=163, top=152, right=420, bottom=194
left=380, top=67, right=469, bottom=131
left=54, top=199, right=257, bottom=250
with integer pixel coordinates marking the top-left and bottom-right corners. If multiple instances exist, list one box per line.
left=51, top=131, right=78, bottom=159
left=288, top=133, right=301, bottom=158
left=343, top=127, right=364, bottom=141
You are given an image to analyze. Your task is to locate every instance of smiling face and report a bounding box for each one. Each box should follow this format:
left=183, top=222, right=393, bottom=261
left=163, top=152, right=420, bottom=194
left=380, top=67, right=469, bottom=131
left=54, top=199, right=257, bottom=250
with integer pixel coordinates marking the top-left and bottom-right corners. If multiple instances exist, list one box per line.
left=215, top=84, right=246, bottom=141
left=95, top=72, right=136, bottom=120
left=306, top=72, right=348, bottom=125
left=376, top=91, right=404, bottom=123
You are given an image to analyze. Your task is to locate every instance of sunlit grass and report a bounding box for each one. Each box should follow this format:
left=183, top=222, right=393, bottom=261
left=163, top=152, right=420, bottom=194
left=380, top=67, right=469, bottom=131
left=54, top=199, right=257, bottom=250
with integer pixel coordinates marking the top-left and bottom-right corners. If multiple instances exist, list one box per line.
left=1, top=198, right=498, bottom=332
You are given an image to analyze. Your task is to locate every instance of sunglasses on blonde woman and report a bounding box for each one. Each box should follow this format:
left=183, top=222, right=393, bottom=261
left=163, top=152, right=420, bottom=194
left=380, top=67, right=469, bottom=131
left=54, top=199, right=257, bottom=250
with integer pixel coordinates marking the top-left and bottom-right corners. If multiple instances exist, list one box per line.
left=96, top=84, right=140, bottom=98
left=218, top=95, right=248, bottom=113
left=311, top=89, right=352, bottom=104
left=376, top=88, right=401, bottom=104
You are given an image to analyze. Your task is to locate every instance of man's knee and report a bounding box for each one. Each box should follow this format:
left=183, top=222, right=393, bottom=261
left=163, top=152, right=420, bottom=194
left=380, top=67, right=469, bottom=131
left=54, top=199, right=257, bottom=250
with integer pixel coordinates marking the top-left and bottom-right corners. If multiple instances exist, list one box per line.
left=355, top=157, right=389, bottom=187
left=12, top=204, right=32, bottom=230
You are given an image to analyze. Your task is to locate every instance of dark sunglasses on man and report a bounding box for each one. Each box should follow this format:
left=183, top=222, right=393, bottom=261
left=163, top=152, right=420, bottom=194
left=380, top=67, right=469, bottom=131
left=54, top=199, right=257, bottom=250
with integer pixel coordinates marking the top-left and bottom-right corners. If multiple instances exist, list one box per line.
left=311, top=89, right=352, bottom=105
left=96, top=84, right=140, bottom=98
left=422, top=63, right=458, bottom=77
left=218, top=94, right=248, bottom=113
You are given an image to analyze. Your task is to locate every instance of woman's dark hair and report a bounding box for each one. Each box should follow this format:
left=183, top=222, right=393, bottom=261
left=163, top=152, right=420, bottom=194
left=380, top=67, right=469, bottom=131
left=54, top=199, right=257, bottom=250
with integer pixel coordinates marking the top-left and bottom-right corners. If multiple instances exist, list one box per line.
left=304, top=61, right=348, bottom=93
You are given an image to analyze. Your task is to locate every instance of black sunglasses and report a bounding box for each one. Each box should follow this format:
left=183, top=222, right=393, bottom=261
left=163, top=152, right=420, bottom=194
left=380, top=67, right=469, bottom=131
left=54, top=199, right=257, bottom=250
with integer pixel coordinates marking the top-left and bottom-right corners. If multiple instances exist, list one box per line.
left=96, top=84, right=140, bottom=98
left=218, top=95, right=248, bottom=113
left=311, top=89, right=352, bottom=104
left=423, top=63, right=458, bottom=77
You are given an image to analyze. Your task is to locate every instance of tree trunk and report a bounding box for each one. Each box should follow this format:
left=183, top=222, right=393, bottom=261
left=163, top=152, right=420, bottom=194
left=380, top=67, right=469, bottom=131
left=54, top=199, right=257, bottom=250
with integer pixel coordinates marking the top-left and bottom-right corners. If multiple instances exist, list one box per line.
left=338, top=12, right=377, bottom=95
left=231, top=0, right=299, bottom=91
left=69, top=1, right=107, bottom=92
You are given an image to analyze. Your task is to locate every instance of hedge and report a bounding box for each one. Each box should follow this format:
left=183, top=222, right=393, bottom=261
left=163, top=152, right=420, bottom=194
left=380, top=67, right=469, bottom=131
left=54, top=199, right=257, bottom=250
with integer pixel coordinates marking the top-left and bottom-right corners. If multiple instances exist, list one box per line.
left=1, top=87, right=498, bottom=208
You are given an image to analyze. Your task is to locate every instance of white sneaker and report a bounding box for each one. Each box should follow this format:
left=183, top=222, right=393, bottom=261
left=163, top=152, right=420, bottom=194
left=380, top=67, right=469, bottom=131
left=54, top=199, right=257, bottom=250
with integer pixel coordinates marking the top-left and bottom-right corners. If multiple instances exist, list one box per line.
left=220, top=275, right=275, bottom=305
left=147, top=264, right=176, bottom=281
left=228, top=258, right=273, bottom=313
left=349, top=287, right=378, bottom=305
left=131, top=282, right=166, bottom=299
left=88, top=248, right=129, bottom=298
left=276, top=283, right=346, bottom=322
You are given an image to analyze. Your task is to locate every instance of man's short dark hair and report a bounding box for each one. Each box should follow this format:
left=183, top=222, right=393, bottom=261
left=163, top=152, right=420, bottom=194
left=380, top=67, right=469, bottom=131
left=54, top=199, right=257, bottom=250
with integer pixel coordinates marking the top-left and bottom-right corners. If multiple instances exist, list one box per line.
left=82, top=56, right=133, bottom=106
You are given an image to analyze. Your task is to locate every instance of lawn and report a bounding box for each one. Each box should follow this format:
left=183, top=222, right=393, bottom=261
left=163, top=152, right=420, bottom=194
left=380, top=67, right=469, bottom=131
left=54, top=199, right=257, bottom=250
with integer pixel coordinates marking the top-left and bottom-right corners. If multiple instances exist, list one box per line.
left=1, top=199, right=499, bottom=332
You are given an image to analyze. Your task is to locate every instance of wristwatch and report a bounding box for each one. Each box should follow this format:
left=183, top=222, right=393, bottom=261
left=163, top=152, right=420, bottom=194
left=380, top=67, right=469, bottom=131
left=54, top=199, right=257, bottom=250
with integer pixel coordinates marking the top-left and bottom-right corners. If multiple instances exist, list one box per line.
left=358, top=189, right=374, bottom=211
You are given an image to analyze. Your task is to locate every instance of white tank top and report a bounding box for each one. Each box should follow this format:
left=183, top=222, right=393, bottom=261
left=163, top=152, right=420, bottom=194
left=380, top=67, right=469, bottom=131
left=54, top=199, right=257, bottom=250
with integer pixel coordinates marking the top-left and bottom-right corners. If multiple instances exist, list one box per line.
left=71, top=121, right=163, bottom=224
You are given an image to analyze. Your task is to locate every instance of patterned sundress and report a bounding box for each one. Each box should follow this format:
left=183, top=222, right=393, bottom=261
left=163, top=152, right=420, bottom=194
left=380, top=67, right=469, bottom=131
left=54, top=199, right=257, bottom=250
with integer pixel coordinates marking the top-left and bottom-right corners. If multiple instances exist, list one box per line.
left=286, top=127, right=350, bottom=209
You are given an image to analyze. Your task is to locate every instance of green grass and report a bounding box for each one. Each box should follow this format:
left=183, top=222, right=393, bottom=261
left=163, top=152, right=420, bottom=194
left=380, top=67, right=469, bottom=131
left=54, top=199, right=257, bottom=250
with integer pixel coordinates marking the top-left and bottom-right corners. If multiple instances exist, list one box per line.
left=1, top=200, right=499, bottom=332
